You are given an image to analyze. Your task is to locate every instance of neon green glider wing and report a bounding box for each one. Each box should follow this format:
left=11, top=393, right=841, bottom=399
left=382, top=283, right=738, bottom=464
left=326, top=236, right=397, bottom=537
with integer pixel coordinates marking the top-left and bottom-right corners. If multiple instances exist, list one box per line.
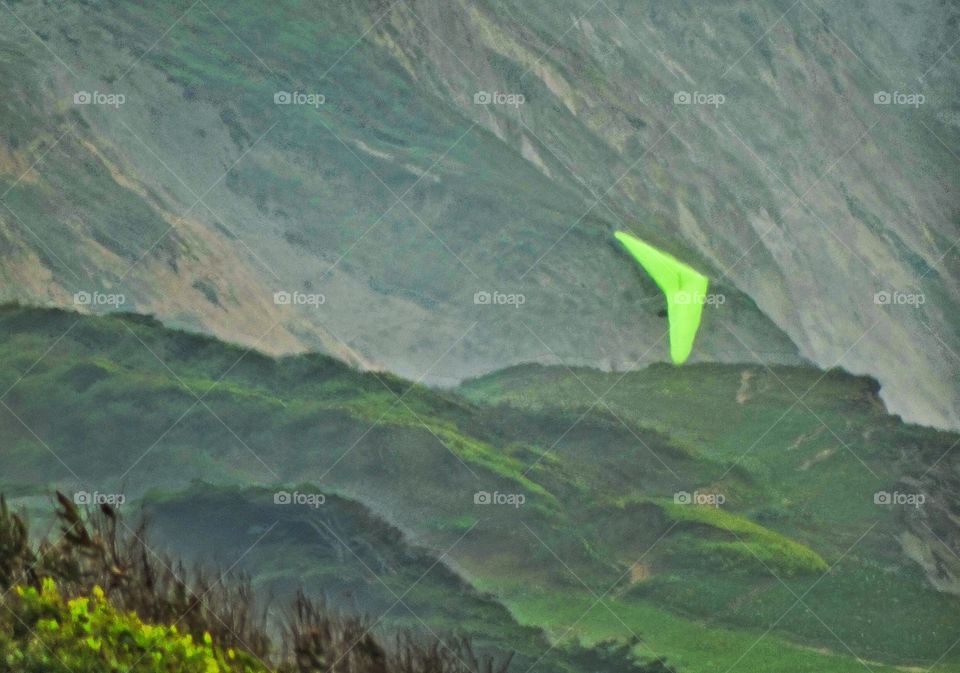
left=614, top=230, right=708, bottom=364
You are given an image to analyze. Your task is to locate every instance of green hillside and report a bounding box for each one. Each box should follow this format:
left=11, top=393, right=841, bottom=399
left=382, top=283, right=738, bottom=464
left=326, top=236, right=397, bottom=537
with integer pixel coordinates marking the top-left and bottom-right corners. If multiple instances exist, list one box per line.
left=1, top=305, right=958, bottom=671
left=1, top=492, right=625, bottom=673
left=141, top=483, right=562, bottom=670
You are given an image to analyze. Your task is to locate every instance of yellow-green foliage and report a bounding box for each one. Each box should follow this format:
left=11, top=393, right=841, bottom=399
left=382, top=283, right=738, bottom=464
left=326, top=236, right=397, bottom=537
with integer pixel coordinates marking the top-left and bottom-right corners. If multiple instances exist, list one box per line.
left=0, top=579, right=270, bottom=673
left=660, top=500, right=829, bottom=576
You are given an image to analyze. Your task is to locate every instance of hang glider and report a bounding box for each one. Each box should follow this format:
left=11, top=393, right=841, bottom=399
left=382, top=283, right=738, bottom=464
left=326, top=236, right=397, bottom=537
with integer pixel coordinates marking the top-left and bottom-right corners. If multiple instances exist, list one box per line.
left=614, top=230, right=708, bottom=364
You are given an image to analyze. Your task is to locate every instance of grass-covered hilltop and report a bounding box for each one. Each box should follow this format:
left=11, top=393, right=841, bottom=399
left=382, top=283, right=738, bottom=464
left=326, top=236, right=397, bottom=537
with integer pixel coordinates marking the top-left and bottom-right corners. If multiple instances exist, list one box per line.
left=1, top=304, right=958, bottom=672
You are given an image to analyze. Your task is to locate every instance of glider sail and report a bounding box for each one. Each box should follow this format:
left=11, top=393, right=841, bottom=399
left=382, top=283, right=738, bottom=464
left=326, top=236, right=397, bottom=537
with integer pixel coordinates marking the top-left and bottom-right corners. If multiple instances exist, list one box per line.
left=614, top=230, right=708, bottom=364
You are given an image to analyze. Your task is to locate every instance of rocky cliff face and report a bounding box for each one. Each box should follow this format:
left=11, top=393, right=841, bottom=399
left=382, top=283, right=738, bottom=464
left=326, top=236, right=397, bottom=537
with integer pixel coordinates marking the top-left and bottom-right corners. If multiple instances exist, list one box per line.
left=0, top=0, right=956, bottom=427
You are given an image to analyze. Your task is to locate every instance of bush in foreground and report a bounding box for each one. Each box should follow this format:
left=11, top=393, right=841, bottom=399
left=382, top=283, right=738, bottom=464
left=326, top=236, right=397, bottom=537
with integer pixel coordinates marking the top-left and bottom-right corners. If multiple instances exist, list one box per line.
left=1, top=579, right=267, bottom=673
left=0, top=495, right=514, bottom=673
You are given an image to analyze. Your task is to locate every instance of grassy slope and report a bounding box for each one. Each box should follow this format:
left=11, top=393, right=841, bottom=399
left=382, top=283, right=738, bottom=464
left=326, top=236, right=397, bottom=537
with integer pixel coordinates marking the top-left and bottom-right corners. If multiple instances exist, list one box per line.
left=1, top=305, right=958, bottom=671
left=459, top=363, right=960, bottom=667
left=140, top=483, right=573, bottom=672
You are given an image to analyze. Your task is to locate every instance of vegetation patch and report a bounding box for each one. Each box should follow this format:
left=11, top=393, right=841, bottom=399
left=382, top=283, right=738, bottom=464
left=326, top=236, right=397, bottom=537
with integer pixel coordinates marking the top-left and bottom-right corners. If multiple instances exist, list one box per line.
left=657, top=499, right=829, bottom=576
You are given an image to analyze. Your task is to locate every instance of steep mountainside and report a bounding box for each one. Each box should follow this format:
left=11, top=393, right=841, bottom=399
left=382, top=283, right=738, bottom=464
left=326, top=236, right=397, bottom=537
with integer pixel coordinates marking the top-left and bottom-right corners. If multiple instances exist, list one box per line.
left=0, top=0, right=956, bottom=427
left=2, top=306, right=959, bottom=671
